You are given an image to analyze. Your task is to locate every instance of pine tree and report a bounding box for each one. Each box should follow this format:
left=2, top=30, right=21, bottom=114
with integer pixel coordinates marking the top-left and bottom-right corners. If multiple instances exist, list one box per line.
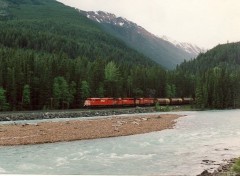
left=22, top=84, right=30, bottom=109
left=80, top=80, right=90, bottom=101
left=0, top=87, right=9, bottom=111
left=53, top=77, right=70, bottom=109
left=104, top=61, right=120, bottom=96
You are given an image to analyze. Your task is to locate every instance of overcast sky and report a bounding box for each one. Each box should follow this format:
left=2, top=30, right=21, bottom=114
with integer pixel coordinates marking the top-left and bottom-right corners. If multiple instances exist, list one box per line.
left=57, top=0, right=240, bottom=49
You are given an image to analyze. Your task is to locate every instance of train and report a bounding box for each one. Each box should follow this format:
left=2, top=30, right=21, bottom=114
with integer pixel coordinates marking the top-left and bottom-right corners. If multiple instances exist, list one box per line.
left=84, top=97, right=194, bottom=108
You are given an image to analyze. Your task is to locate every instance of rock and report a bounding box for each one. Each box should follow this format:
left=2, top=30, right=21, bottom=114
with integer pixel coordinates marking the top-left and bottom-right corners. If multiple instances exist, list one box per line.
left=217, top=166, right=223, bottom=172
left=113, top=127, right=119, bottom=132
left=202, top=160, right=216, bottom=164
left=197, top=170, right=211, bottom=176
left=131, top=121, right=139, bottom=125
left=116, top=121, right=123, bottom=125
left=6, top=117, right=11, bottom=121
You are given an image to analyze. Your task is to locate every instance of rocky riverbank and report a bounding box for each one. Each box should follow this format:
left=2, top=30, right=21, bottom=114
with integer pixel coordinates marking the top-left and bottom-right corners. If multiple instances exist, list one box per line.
left=0, top=107, right=157, bottom=121
left=198, top=158, right=239, bottom=176
left=0, top=114, right=182, bottom=146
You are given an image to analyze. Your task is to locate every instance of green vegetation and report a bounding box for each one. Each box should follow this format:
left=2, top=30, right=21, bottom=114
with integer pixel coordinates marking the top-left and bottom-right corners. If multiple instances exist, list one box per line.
left=22, top=84, right=30, bottom=109
left=155, top=103, right=171, bottom=112
left=232, top=158, right=240, bottom=174
left=80, top=81, right=90, bottom=101
left=0, top=0, right=173, bottom=110
left=177, top=42, right=240, bottom=109
left=1, top=0, right=240, bottom=111
left=52, top=76, right=74, bottom=109
left=0, top=87, right=9, bottom=111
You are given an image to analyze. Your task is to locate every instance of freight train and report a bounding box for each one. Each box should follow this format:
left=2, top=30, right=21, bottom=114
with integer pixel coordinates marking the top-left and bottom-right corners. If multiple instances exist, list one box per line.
left=84, top=97, right=194, bottom=108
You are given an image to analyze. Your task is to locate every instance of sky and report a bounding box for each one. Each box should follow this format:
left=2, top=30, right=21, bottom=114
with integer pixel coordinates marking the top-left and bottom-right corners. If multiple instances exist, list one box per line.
left=57, top=0, right=240, bottom=49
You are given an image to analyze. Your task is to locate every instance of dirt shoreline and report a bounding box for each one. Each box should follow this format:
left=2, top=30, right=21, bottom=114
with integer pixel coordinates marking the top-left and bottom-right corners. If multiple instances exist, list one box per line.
left=0, top=114, right=183, bottom=146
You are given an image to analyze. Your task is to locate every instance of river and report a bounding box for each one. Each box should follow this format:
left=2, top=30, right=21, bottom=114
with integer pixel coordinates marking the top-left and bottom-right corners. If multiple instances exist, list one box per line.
left=0, top=110, right=240, bottom=175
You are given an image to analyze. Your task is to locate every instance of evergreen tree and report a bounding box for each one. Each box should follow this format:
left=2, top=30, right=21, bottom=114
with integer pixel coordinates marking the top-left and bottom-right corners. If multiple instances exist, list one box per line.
left=80, top=80, right=90, bottom=101
left=53, top=77, right=70, bottom=109
left=104, top=61, right=120, bottom=96
left=127, top=76, right=133, bottom=97
left=195, top=78, right=205, bottom=109
left=166, top=84, right=176, bottom=98
left=69, top=81, right=77, bottom=107
left=96, top=82, right=105, bottom=98
left=0, top=87, right=9, bottom=111
left=22, top=84, right=30, bottom=109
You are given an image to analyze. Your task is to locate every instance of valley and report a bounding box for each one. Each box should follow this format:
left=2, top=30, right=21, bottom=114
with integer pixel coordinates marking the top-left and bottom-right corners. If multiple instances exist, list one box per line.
left=0, top=0, right=240, bottom=175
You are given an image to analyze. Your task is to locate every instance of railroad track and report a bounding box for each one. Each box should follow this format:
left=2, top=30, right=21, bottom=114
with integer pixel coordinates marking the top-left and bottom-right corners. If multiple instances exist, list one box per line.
left=0, top=107, right=156, bottom=121
left=0, top=106, right=148, bottom=115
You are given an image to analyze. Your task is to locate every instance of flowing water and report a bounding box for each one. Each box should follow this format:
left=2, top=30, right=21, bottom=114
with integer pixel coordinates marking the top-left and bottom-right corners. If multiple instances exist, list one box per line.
left=1, top=110, right=240, bottom=175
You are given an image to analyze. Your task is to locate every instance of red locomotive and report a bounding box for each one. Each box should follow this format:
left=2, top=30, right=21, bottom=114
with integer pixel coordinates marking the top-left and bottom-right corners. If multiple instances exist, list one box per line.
left=84, top=97, right=193, bottom=108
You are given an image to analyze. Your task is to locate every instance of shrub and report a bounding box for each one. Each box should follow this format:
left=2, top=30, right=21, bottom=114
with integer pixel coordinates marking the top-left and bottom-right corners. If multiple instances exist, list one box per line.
left=155, top=103, right=171, bottom=112
left=232, top=158, right=240, bottom=174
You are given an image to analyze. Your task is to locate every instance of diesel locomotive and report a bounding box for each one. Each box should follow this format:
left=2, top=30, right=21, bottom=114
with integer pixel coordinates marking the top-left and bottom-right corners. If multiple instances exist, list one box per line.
left=84, top=97, right=194, bottom=108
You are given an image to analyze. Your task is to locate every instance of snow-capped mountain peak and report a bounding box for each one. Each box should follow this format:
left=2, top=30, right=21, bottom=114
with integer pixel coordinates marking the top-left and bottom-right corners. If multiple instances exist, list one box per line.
left=80, top=10, right=205, bottom=68
left=82, top=10, right=132, bottom=27
left=161, top=35, right=205, bottom=55
left=82, top=10, right=163, bottom=38
left=83, top=10, right=205, bottom=57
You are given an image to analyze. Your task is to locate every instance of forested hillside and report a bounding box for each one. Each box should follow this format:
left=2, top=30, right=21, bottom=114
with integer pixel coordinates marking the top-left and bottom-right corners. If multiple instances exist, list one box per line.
left=81, top=11, right=195, bottom=69
left=0, top=0, right=175, bottom=110
left=177, top=42, right=240, bottom=109
left=2, top=0, right=238, bottom=111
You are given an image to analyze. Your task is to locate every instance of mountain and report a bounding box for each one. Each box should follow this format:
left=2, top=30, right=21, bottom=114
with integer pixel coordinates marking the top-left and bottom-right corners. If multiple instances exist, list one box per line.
left=177, top=42, right=240, bottom=109
left=0, top=0, right=169, bottom=110
left=161, top=35, right=205, bottom=56
left=81, top=10, right=203, bottom=69
left=178, top=42, right=240, bottom=74
left=0, top=0, right=156, bottom=65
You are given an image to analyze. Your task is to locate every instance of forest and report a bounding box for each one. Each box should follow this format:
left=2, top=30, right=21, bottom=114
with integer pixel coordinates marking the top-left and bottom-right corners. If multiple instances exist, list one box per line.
left=0, top=0, right=175, bottom=110
left=176, top=42, right=240, bottom=109
left=0, top=0, right=240, bottom=110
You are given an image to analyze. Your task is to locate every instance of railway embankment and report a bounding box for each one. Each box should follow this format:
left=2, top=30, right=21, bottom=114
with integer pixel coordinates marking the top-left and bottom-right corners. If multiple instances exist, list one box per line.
left=0, top=107, right=157, bottom=121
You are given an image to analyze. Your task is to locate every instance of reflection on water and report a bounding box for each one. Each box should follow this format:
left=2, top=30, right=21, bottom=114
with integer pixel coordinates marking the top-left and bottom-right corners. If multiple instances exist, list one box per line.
left=1, top=110, right=240, bottom=175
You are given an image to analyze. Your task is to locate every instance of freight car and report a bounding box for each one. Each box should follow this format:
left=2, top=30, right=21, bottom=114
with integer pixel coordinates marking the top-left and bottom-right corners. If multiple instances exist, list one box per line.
left=84, top=97, right=193, bottom=108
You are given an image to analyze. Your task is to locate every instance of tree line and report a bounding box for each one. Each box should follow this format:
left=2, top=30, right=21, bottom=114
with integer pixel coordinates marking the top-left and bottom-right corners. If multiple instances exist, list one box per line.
left=2, top=0, right=240, bottom=111
left=0, top=1, right=182, bottom=111
left=0, top=46, right=176, bottom=110
left=3, top=37, right=240, bottom=111
left=176, top=42, right=240, bottom=109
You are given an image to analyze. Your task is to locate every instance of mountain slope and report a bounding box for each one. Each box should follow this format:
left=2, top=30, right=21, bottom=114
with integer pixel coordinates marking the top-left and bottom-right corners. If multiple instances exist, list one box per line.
left=177, top=42, right=240, bottom=109
left=0, top=0, right=155, bottom=66
left=81, top=10, right=201, bottom=69
left=161, top=35, right=205, bottom=56
left=178, top=42, right=240, bottom=74
left=0, top=0, right=169, bottom=110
